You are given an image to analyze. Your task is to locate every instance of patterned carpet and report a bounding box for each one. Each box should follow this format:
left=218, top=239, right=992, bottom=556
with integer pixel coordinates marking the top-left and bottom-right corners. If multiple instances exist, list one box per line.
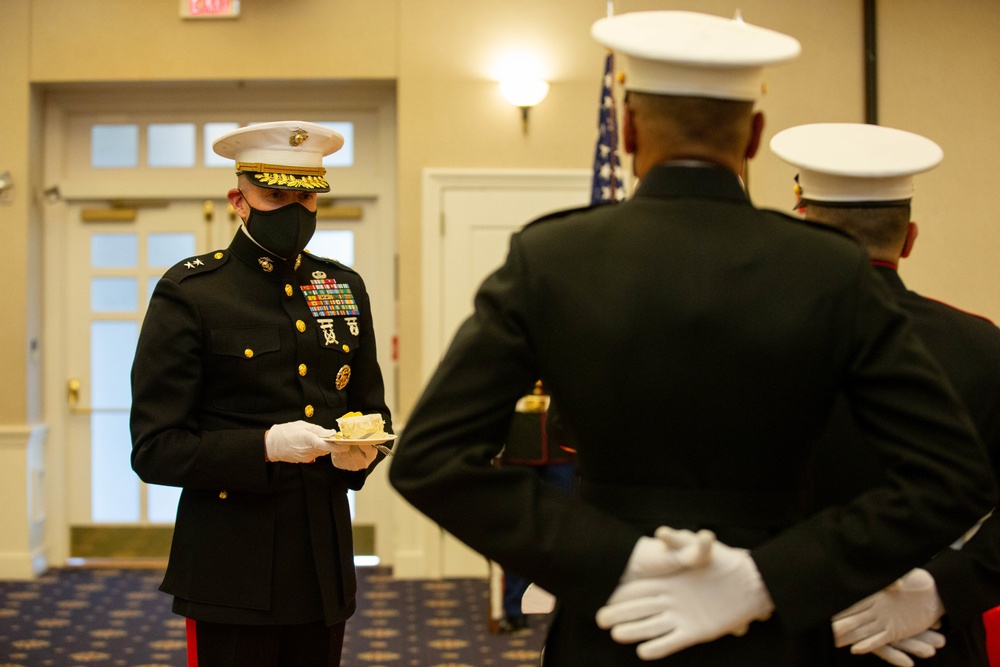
left=0, top=566, right=549, bottom=666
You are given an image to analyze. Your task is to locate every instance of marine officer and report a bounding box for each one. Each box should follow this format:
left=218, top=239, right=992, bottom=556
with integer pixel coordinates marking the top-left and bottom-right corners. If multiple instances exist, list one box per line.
left=771, top=122, right=1000, bottom=667
left=130, top=120, right=391, bottom=667
left=389, top=11, right=995, bottom=666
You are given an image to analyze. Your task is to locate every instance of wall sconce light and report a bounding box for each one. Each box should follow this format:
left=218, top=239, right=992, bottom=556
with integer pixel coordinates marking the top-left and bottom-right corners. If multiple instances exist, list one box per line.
left=0, top=171, right=13, bottom=203
left=499, top=78, right=550, bottom=134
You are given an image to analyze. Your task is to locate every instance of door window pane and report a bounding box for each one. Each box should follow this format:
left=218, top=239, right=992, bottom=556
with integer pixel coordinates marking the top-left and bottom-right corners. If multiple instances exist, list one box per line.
left=91, top=321, right=137, bottom=410
left=318, top=122, right=354, bottom=167
left=91, top=411, right=140, bottom=523
left=204, top=122, right=239, bottom=167
left=148, top=485, right=182, bottom=523
left=91, top=234, right=138, bottom=268
left=307, top=230, right=354, bottom=266
left=91, top=278, right=138, bottom=312
left=148, top=232, right=196, bottom=267
left=148, top=123, right=196, bottom=167
left=92, top=124, right=139, bottom=168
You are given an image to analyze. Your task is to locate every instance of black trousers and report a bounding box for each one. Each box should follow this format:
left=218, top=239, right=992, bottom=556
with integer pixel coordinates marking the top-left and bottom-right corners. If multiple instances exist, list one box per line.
left=187, top=618, right=345, bottom=667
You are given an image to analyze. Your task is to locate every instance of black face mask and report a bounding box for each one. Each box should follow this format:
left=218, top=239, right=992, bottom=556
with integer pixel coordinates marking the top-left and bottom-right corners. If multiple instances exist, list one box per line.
left=242, top=198, right=317, bottom=260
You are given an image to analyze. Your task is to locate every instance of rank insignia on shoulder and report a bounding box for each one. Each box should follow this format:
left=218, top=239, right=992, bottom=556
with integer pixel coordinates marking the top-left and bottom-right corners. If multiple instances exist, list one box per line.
left=166, top=251, right=227, bottom=282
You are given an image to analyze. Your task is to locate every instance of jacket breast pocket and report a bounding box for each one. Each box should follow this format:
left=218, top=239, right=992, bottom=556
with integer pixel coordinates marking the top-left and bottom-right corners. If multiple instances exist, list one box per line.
left=312, top=315, right=362, bottom=409
left=318, top=344, right=355, bottom=409
left=209, top=327, right=281, bottom=413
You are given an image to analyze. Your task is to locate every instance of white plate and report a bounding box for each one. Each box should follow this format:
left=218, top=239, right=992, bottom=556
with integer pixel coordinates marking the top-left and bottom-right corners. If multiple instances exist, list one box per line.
left=324, top=433, right=397, bottom=447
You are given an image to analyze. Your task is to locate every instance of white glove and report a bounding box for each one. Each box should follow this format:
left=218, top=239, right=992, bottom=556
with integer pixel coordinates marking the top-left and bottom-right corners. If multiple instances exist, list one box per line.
left=619, top=527, right=716, bottom=583
left=832, top=568, right=945, bottom=657
left=868, top=630, right=947, bottom=667
left=265, top=421, right=336, bottom=463
left=597, top=540, right=775, bottom=661
left=330, top=443, right=378, bottom=471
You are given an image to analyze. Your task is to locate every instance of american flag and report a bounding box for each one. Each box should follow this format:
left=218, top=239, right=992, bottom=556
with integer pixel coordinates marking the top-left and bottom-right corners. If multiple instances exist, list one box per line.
left=591, top=51, right=626, bottom=205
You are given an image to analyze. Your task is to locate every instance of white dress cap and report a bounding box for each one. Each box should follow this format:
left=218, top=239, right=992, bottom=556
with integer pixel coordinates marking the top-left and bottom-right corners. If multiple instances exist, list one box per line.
left=770, top=123, right=943, bottom=203
left=591, top=11, right=801, bottom=101
left=212, top=120, right=345, bottom=192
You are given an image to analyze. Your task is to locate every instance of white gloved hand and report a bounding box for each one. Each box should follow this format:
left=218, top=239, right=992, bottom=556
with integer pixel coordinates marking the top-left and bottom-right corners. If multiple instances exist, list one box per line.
left=868, top=630, right=947, bottom=667
left=330, top=443, right=378, bottom=471
left=597, top=540, right=775, bottom=661
left=832, top=568, right=945, bottom=656
left=265, top=421, right=336, bottom=463
left=619, top=527, right=716, bottom=583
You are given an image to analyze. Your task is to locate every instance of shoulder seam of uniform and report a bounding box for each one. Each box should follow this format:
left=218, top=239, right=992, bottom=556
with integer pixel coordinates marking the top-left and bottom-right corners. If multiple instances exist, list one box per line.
left=303, top=250, right=358, bottom=274
left=164, top=250, right=229, bottom=282
left=523, top=202, right=612, bottom=229
left=764, top=209, right=861, bottom=243
left=920, top=296, right=996, bottom=325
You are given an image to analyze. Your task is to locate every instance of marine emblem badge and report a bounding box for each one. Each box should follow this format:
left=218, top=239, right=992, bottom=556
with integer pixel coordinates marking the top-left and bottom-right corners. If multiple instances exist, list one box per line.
left=258, top=257, right=274, bottom=273
left=335, top=365, right=351, bottom=390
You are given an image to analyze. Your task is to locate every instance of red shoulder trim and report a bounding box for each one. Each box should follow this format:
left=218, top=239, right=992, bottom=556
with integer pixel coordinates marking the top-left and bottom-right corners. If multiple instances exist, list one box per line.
left=923, top=296, right=996, bottom=325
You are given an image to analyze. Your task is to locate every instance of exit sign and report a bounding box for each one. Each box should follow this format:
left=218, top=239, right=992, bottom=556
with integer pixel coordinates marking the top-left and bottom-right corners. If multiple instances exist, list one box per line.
left=181, top=0, right=240, bottom=19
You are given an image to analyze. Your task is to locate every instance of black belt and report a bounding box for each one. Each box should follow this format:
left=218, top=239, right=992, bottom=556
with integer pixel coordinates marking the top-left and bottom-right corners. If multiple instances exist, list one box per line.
left=579, top=479, right=805, bottom=532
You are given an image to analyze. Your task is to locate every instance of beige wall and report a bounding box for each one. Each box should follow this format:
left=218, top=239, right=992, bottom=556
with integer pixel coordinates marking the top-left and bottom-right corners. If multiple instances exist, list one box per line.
left=1, top=0, right=999, bottom=569
left=879, top=0, right=1000, bottom=321
left=1, top=0, right=997, bottom=420
left=1, top=0, right=28, bottom=423
left=29, top=0, right=399, bottom=82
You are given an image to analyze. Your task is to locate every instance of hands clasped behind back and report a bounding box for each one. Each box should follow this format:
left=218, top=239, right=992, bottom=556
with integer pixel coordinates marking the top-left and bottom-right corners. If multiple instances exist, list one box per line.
left=598, top=526, right=775, bottom=661
left=832, top=568, right=946, bottom=666
left=618, top=527, right=716, bottom=582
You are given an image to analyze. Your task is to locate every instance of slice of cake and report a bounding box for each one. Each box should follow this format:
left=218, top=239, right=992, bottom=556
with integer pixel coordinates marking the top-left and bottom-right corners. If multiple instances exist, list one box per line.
left=336, top=412, right=386, bottom=439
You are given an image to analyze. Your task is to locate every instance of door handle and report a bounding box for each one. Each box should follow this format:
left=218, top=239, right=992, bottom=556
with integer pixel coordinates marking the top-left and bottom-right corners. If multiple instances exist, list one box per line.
left=67, top=378, right=92, bottom=415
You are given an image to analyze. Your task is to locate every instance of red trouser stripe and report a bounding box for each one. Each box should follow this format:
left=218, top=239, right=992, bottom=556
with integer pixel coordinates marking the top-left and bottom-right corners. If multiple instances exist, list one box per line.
left=186, top=618, right=199, bottom=667
left=985, top=606, right=1000, bottom=667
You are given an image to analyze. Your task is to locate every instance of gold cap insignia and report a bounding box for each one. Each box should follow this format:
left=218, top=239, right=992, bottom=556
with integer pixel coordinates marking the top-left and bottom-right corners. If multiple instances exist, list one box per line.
left=289, top=128, right=309, bottom=147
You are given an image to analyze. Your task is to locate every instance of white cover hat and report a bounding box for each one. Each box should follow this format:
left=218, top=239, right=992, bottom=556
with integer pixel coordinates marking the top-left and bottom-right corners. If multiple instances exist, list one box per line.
left=591, top=11, right=800, bottom=101
left=770, top=123, right=943, bottom=204
left=212, top=120, right=344, bottom=192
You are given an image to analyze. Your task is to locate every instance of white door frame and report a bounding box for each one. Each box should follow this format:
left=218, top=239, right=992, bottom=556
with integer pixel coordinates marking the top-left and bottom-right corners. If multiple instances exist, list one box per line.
left=420, top=169, right=590, bottom=386
left=392, top=168, right=589, bottom=579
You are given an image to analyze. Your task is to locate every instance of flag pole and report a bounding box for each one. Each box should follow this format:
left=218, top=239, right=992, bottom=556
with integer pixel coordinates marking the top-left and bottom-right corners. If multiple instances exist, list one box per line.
left=607, top=1, right=614, bottom=18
